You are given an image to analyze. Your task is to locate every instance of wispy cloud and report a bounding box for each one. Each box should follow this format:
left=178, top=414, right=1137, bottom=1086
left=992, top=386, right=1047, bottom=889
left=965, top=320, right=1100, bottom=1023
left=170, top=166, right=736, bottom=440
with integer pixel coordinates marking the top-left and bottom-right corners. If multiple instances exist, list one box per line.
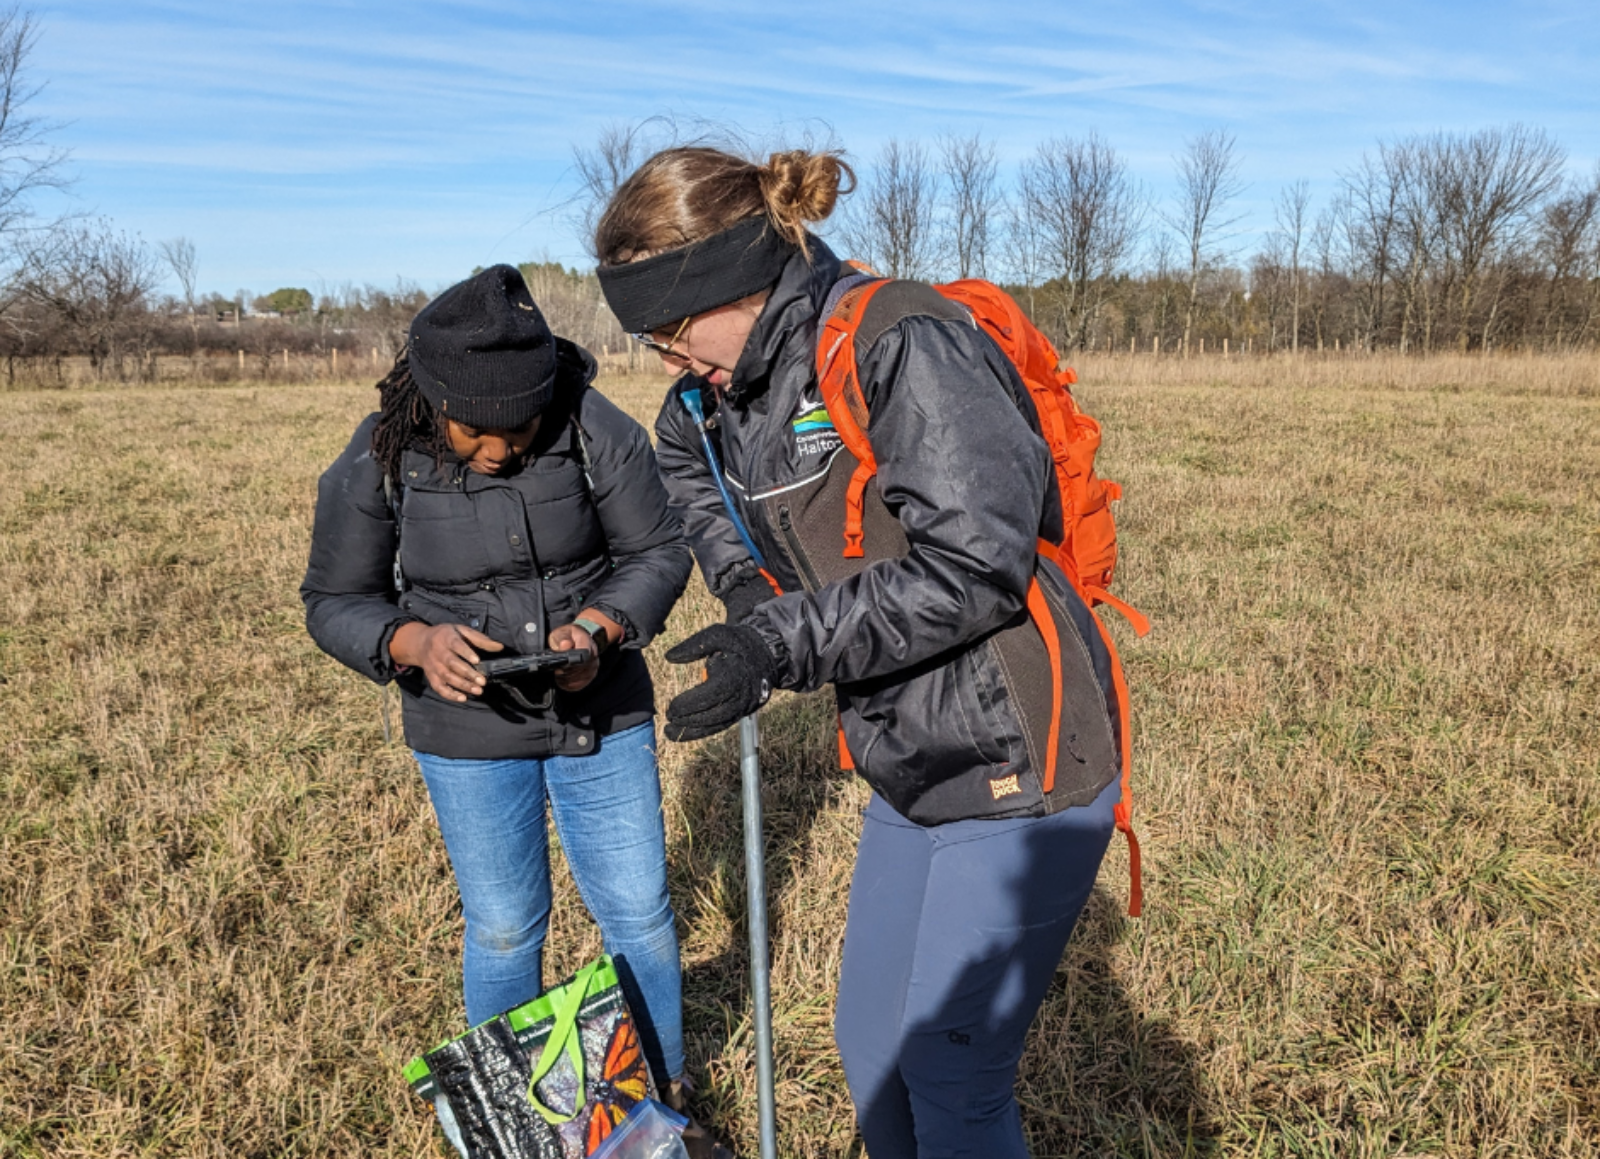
left=33, top=0, right=1600, bottom=291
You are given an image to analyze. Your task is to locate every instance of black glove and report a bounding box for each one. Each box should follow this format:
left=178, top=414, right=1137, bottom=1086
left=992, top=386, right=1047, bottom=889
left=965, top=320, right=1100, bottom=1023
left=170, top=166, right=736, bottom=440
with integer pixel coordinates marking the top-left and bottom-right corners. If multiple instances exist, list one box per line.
left=719, top=568, right=777, bottom=624
left=663, top=623, right=782, bottom=742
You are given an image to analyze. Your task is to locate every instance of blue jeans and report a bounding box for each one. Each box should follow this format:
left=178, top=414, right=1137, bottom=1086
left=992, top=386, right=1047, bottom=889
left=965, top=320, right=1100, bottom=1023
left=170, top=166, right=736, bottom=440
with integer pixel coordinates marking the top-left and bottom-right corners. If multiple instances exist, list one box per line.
left=414, top=721, right=684, bottom=1083
left=834, top=778, right=1119, bottom=1159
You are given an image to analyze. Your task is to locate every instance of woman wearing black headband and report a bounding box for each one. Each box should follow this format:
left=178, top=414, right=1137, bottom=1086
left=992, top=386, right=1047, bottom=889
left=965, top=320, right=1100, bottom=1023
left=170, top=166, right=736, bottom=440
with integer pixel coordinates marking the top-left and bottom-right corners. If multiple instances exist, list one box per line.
left=596, top=149, right=1126, bottom=1159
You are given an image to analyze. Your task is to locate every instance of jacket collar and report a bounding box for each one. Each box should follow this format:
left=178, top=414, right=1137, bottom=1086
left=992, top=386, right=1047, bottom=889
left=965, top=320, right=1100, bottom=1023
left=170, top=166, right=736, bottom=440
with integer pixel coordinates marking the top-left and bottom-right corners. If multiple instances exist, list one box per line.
left=725, top=238, right=843, bottom=408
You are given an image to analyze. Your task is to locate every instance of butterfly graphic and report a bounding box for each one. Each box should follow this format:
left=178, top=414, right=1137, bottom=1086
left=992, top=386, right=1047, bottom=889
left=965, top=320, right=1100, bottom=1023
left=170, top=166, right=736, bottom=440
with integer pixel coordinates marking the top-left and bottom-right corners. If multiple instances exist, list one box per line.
left=584, top=1015, right=650, bottom=1155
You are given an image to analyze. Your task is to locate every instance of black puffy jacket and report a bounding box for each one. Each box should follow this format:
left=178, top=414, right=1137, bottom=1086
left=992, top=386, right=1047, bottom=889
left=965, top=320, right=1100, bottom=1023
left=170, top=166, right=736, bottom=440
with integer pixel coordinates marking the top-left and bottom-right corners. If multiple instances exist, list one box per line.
left=655, top=242, right=1122, bottom=824
left=303, top=344, right=692, bottom=759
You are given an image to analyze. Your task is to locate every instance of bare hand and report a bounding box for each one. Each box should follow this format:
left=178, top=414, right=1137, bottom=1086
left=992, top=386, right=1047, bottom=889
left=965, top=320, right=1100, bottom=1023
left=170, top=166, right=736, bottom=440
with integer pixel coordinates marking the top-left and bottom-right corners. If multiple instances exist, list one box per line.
left=548, top=623, right=602, bottom=692
left=390, top=622, right=504, bottom=703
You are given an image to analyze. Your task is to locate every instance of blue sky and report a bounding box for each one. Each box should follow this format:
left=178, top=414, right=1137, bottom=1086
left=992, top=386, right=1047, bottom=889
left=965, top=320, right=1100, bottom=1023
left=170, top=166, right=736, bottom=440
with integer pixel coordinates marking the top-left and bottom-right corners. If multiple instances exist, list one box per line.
left=35, top=0, right=1600, bottom=299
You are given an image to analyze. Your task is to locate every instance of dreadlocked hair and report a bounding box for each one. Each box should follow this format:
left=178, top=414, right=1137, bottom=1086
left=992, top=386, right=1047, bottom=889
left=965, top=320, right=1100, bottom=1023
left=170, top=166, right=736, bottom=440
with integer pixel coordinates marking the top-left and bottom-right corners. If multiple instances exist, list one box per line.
left=371, top=352, right=451, bottom=481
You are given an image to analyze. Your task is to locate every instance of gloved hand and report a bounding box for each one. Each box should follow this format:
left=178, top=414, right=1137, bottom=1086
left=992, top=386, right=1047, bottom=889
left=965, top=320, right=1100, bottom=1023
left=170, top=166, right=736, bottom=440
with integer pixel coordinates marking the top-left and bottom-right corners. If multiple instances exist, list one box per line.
left=663, top=623, right=782, bottom=742
left=719, top=568, right=778, bottom=624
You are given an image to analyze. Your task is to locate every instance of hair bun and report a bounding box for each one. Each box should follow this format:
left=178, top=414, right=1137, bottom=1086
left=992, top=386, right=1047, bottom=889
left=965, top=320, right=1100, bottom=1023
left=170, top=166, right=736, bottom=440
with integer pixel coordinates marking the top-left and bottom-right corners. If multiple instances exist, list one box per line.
left=595, top=144, right=858, bottom=268
left=758, top=150, right=855, bottom=251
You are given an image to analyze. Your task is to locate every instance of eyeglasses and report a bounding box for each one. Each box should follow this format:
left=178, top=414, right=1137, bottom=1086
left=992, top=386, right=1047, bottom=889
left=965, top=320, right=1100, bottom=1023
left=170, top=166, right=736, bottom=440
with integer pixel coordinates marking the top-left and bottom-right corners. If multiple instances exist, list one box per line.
left=629, top=314, right=692, bottom=358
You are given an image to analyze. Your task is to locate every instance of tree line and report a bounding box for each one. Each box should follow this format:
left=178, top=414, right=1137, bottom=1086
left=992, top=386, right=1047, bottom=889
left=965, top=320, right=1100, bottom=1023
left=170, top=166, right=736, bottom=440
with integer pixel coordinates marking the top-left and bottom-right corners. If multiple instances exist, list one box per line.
left=1, top=225, right=629, bottom=385
left=830, top=125, right=1598, bottom=355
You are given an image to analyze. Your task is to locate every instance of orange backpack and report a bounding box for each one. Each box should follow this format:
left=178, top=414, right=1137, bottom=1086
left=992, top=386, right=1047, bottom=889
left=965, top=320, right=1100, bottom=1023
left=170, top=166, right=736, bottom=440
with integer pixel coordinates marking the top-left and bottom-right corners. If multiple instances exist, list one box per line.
left=815, top=274, right=1150, bottom=915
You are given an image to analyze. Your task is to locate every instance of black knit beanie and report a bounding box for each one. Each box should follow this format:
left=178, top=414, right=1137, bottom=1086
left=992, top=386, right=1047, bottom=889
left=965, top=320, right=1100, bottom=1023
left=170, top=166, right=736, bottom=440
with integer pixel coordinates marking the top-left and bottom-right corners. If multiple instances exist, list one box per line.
left=407, top=265, right=557, bottom=429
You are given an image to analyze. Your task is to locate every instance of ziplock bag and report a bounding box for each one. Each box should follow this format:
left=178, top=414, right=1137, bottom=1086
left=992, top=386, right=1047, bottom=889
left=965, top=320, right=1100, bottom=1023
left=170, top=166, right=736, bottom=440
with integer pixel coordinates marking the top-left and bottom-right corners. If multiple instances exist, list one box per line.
left=589, top=1099, right=689, bottom=1159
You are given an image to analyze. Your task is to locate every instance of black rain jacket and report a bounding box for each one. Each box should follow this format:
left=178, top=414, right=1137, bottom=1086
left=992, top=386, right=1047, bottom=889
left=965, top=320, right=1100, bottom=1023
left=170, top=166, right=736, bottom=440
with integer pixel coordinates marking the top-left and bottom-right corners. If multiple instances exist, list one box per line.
left=654, top=241, right=1122, bottom=824
left=303, top=343, right=692, bottom=759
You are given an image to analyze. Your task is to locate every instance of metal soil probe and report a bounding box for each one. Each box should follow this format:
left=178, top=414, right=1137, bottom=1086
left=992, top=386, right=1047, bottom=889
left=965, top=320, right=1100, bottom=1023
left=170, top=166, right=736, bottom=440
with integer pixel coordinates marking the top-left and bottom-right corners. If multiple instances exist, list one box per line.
left=738, top=714, right=778, bottom=1159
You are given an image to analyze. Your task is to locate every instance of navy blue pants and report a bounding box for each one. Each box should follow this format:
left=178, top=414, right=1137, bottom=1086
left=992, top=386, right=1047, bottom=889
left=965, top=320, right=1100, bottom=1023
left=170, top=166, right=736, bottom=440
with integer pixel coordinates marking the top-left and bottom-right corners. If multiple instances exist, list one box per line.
left=834, top=779, right=1118, bottom=1159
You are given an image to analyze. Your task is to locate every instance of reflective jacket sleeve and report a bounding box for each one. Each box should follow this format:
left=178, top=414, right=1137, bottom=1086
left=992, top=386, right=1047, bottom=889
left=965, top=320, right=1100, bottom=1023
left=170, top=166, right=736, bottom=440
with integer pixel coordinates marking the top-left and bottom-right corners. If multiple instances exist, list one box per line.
left=749, top=315, right=1050, bottom=692
left=577, top=389, right=693, bottom=647
left=299, top=414, right=415, bottom=684
left=653, top=379, right=765, bottom=599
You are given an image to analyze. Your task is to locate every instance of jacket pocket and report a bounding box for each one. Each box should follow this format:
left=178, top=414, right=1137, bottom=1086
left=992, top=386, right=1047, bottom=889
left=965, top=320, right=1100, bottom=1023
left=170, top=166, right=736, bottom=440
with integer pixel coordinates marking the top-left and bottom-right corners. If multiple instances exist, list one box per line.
left=955, top=643, right=1017, bottom=771
left=757, top=446, right=908, bottom=593
left=398, top=490, right=494, bottom=588
left=401, top=588, right=492, bottom=633
left=1022, top=562, right=1120, bottom=810
left=837, top=644, right=1042, bottom=823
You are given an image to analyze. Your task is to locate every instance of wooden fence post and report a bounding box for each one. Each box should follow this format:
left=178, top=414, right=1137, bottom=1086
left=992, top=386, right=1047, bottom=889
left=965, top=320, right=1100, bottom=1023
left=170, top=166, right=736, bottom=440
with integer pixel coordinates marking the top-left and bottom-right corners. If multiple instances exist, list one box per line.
left=237, top=349, right=244, bottom=373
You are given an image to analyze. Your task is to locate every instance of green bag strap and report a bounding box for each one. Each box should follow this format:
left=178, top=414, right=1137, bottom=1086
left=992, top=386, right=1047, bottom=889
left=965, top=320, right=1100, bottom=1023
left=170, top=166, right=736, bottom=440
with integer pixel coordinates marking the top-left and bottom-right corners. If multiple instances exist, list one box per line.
left=525, top=958, right=601, bottom=1123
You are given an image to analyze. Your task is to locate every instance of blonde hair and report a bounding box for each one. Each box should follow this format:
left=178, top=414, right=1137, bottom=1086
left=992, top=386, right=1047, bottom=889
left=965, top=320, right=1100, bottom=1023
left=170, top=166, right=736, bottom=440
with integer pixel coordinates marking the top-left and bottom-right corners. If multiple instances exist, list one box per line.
left=595, top=147, right=854, bottom=265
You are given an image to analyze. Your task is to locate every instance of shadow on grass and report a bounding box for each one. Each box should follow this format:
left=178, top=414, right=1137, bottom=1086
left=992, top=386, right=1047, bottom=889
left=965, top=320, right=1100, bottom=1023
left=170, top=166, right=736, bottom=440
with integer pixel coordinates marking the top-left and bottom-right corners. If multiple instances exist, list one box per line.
left=1023, top=885, right=1218, bottom=1157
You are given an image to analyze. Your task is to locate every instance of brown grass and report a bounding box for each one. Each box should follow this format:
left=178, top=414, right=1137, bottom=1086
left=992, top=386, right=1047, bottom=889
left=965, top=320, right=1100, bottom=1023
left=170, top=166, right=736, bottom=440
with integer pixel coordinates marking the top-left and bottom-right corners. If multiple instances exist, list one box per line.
left=1, top=354, right=1596, bottom=1157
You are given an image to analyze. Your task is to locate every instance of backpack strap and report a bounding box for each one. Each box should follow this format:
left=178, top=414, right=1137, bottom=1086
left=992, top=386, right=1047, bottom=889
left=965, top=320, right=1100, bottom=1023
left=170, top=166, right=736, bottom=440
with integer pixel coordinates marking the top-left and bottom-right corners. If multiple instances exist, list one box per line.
left=1090, top=600, right=1143, bottom=917
left=817, top=277, right=991, bottom=559
left=1038, top=537, right=1142, bottom=917
left=815, top=277, right=892, bottom=558
left=556, top=382, right=611, bottom=572
left=382, top=471, right=406, bottom=594
left=566, top=379, right=599, bottom=505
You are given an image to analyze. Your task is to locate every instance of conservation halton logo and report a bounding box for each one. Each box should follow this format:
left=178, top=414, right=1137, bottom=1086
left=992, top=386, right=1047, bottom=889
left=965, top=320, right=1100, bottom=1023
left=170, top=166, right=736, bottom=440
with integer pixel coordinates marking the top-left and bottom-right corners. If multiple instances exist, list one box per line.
left=790, top=391, right=842, bottom=463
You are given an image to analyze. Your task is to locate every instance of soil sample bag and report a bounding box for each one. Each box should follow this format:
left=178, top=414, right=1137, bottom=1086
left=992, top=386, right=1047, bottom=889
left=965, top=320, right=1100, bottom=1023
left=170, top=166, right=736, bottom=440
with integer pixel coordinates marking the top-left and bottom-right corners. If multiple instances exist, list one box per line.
left=589, top=1100, right=689, bottom=1159
left=406, top=956, right=657, bottom=1159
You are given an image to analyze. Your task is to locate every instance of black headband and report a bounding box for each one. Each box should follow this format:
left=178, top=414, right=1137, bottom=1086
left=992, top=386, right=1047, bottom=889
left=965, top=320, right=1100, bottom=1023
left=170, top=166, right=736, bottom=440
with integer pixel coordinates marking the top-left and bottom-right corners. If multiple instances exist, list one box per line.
left=596, top=217, right=797, bottom=334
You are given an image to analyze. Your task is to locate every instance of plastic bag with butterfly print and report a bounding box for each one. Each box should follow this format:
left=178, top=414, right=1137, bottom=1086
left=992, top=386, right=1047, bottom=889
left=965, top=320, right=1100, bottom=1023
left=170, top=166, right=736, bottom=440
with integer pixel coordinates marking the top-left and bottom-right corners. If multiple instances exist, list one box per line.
left=405, top=956, right=660, bottom=1159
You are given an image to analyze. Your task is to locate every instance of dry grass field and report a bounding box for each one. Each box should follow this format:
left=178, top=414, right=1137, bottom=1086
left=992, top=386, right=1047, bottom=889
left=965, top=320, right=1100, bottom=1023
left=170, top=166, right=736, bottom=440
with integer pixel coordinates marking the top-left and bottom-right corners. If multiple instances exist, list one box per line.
left=1, top=353, right=1596, bottom=1158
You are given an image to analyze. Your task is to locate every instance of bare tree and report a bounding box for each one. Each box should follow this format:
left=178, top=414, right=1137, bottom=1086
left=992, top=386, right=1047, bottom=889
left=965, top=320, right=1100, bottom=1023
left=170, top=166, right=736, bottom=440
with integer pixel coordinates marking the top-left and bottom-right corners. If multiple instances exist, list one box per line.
left=518, top=260, right=626, bottom=356
left=0, top=6, right=67, bottom=240
left=1146, top=232, right=1181, bottom=351
left=159, top=236, right=198, bottom=351
left=572, top=121, right=659, bottom=251
left=1334, top=150, right=1404, bottom=353
left=938, top=132, right=1001, bottom=279
left=1021, top=133, right=1143, bottom=350
left=840, top=139, right=940, bottom=280
left=1426, top=125, right=1566, bottom=351
left=1308, top=205, right=1337, bottom=351
left=1169, top=130, right=1246, bottom=355
left=1388, top=141, right=1438, bottom=354
left=1535, top=168, right=1600, bottom=348
left=320, top=280, right=429, bottom=360
left=1249, top=238, right=1288, bottom=351
left=1000, top=190, right=1045, bottom=320
left=1274, top=180, right=1311, bottom=353
left=14, top=219, right=159, bottom=378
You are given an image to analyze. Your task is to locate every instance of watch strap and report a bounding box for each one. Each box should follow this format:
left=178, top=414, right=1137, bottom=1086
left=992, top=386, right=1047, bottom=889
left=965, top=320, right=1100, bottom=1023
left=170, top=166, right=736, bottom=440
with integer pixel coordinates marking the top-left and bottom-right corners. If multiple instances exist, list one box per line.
left=573, top=616, right=610, bottom=653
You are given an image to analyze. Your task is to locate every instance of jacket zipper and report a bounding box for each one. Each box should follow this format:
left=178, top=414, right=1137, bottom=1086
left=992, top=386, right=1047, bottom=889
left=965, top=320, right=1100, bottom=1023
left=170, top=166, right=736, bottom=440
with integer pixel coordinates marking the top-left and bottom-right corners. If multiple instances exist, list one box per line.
left=776, top=505, right=822, bottom=592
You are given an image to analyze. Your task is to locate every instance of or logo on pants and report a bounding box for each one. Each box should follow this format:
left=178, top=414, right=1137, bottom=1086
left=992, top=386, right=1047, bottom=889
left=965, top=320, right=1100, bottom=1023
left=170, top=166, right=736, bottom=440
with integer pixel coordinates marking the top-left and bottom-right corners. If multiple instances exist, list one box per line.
left=989, top=774, right=1021, bottom=800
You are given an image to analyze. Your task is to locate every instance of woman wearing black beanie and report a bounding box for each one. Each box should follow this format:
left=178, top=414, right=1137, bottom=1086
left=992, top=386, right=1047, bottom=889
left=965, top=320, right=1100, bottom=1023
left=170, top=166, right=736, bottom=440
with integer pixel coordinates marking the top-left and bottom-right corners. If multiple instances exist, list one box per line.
left=300, top=266, right=696, bottom=1104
